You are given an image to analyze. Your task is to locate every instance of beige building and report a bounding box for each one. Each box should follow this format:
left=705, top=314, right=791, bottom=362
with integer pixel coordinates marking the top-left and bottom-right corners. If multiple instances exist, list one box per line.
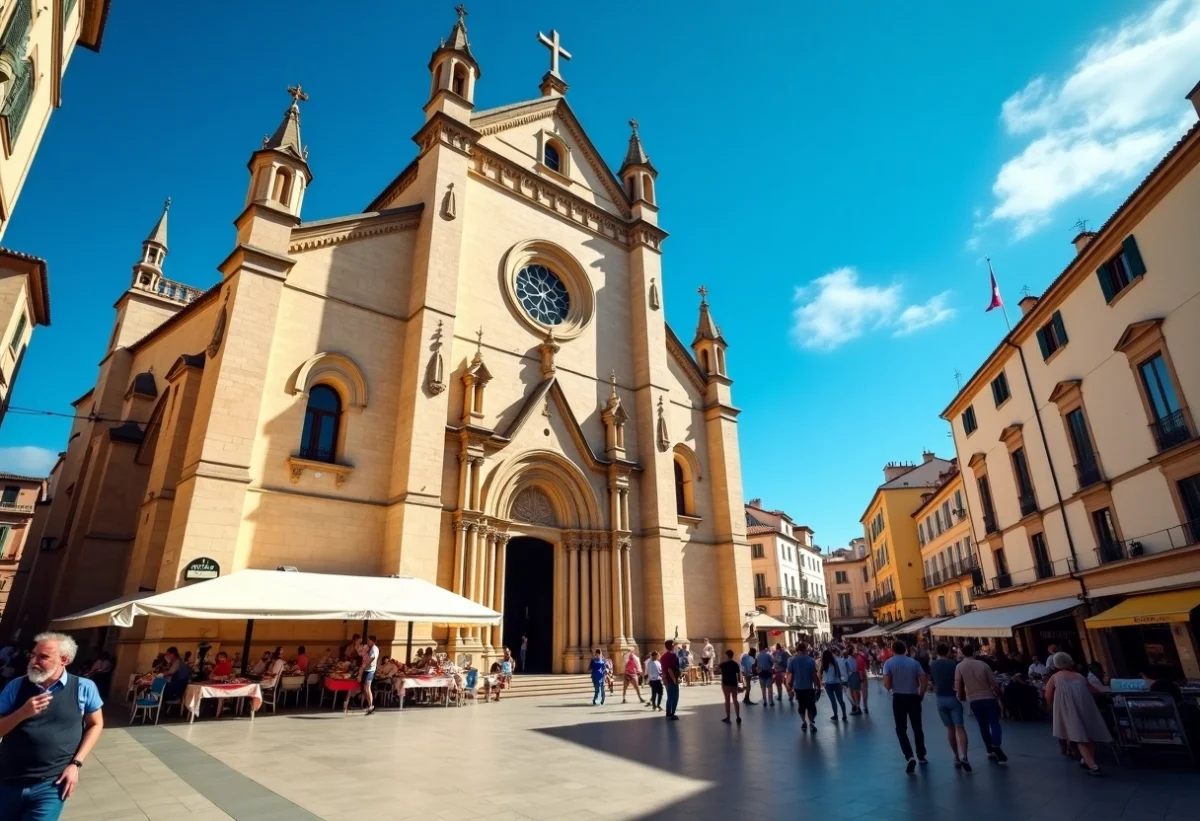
left=0, top=471, right=43, bottom=619
left=0, top=0, right=109, bottom=239
left=746, top=500, right=829, bottom=645
left=0, top=247, right=48, bottom=425
left=824, top=540, right=872, bottom=637
left=940, top=83, right=1200, bottom=679
left=0, top=12, right=755, bottom=684
left=913, top=462, right=979, bottom=618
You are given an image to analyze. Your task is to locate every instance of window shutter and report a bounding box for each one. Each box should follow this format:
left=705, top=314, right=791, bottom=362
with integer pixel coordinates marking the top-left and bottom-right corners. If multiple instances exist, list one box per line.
left=1052, top=310, right=1068, bottom=345
left=1096, top=263, right=1117, bottom=303
left=1122, top=235, right=1146, bottom=278
left=991, top=379, right=1000, bottom=405
left=1036, top=327, right=1051, bottom=360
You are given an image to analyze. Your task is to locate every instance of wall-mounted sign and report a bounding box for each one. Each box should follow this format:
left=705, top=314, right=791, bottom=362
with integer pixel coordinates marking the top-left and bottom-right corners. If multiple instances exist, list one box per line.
left=184, top=557, right=220, bottom=581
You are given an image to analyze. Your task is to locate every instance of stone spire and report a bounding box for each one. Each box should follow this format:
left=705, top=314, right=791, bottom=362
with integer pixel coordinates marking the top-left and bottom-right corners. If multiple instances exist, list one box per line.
left=146, top=197, right=170, bottom=251
left=262, top=84, right=308, bottom=160
left=619, top=119, right=658, bottom=207
left=130, top=198, right=170, bottom=292
left=691, top=285, right=728, bottom=379
left=619, top=119, right=653, bottom=175
left=444, top=4, right=474, bottom=55
left=693, top=285, right=724, bottom=344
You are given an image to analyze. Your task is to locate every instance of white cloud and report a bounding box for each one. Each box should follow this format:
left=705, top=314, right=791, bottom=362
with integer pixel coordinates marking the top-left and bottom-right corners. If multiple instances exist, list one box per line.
left=988, top=0, right=1200, bottom=238
left=0, top=446, right=58, bottom=477
left=792, top=268, right=955, bottom=350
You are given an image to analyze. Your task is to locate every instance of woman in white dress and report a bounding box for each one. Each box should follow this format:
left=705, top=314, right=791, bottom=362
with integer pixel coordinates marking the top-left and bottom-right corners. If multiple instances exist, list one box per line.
left=1044, top=651, right=1111, bottom=776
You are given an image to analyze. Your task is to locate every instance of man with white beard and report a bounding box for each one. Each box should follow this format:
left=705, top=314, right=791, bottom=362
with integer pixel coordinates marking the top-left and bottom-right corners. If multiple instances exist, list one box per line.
left=0, top=632, right=104, bottom=820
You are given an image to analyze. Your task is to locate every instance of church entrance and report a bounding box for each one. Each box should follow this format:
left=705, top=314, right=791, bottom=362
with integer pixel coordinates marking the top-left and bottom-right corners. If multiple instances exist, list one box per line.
left=502, top=537, right=554, bottom=673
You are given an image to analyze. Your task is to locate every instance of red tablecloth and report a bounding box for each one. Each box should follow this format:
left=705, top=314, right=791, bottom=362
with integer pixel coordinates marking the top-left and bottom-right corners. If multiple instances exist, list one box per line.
left=323, top=677, right=361, bottom=692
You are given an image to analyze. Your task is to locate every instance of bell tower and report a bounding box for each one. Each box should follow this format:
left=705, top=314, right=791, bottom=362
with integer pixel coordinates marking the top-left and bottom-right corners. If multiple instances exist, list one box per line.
left=426, top=4, right=480, bottom=122
left=245, top=85, right=312, bottom=220
left=130, top=197, right=170, bottom=293
left=619, top=119, right=658, bottom=219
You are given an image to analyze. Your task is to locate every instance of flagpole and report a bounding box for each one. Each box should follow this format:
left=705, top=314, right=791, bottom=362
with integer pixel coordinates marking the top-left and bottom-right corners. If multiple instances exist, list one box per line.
left=987, top=257, right=1012, bottom=331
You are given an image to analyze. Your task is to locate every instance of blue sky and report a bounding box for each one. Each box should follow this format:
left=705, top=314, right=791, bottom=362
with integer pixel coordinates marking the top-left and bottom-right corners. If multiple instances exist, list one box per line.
left=2, top=1, right=1198, bottom=549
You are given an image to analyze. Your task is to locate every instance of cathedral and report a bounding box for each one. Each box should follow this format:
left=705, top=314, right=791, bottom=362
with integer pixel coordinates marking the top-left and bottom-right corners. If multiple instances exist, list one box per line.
left=3, top=9, right=754, bottom=681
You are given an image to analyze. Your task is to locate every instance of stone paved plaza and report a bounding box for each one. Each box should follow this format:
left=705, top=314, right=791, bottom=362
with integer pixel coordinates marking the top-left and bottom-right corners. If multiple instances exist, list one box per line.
left=63, top=680, right=1198, bottom=821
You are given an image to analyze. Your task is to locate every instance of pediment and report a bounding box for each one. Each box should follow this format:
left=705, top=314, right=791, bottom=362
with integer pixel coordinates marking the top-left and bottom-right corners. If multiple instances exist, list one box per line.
left=1113, top=318, right=1164, bottom=355
left=473, top=97, right=631, bottom=218
left=998, top=424, right=1023, bottom=445
left=1048, top=379, right=1082, bottom=406
left=966, top=452, right=987, bottom=470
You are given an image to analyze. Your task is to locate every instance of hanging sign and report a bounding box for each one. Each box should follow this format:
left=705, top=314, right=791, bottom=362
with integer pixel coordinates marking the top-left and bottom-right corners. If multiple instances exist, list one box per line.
left=184, top=557, right=220, bottom=581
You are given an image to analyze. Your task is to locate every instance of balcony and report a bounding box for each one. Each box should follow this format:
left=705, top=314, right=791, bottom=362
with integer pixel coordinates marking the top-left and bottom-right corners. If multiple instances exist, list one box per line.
left=798, top=587, right=826, bottom=605
left=872, top=590, right=896, bottom=607
left=0, top=499, right=34, bottom=514
left=983, top=558, right=1077, bottom=593
left=1092, top=519, right=1199, bottom=568
left=991, top=572, right=1012, bottom=590
left=1018, top=490, right=1038, bottom=517
left=831, top=606, right=871, bottom=621
left=1075, top=454, right=1103, bottom=489
left=753, top=586, right=799, bottom=600
left=297, top=446, right=336, bottom=464
left=1151, top=408, right=1194, bottom=453
left=983, top=512, right=999, bottom=535
left=1034, top=558, right=1055, bottom=580
left=923, top=554, right=980, bottom=590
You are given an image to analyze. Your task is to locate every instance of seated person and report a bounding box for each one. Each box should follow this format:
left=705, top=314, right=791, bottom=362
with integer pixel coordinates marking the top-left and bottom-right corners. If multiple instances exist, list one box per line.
left=317, top=648, right=335, bottom=670
left=1028, top=657, right=1048, bottom=678
left=162, top=646, right=193, bottom=700
left=294, top=645, right=309, bottom=673
left=378, top=656, right=400, bottom=681
left=265, top=651, right=286, bottom=684
left=88, top=652, right=114, bottom=677
left=250, top=651, right=272, bottom=677
left=210, top=652, right=234, bottom=679
left=487, top=662, right=503, bottom=701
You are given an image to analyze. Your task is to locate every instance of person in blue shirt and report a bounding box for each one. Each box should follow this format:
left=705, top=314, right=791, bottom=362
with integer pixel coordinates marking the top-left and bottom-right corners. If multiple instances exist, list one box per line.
left=883, top=639, right=930, bottom=773
left=786, top=642, right=821, bottom=732
left=589, top=649, right=608, bottom=705
left=0, top=632, right=104, bottom=821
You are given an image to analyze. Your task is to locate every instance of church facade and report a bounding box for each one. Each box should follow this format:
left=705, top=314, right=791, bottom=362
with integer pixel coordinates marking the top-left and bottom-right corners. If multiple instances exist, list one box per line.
left=2, top=10, right=755, bottom=681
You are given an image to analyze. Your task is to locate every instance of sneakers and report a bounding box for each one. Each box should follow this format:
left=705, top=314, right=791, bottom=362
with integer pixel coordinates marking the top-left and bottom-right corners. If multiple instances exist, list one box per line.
left=954, top=759, right=962, bottom=770
left=721, top=717, right=731, bottom=724
left=736, top=716, right=742, bottom=724
left=917, top=757, right=928, bottom=766
left=841, top=715, right=848, bottom=722
left=993, top=746, right=1008, bottom=763
left=365, top=706, right=376, bottom=716
left=906, top=758, right=917, bottom=775
left=961, top=759, right=972, bottom=772
left=987, top=751, right=998, bottom=760
left=800, top=722, right=809, bottom=732
left=666, top=714, right=680, bottom=721
left=830, top=715, right=839, bottom=723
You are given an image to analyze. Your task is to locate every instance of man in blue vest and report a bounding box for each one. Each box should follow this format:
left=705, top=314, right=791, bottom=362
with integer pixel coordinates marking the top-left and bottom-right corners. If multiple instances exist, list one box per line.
left=0, top=632, right=104, bottom=820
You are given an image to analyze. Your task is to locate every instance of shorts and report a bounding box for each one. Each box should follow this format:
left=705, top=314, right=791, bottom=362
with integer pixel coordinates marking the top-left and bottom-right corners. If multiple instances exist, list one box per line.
left=759, top=672, right=773, bottom=685
left=848, top=671, right=862, bottom=690
left=936, top=695, right=964, bottom=727
left=773, top=671, right=786, bottom=684
left=700, top=658, right=711, bottom=669
left=794, top=688, right=818, bottom=715
left=362, top=671, right=376, bottom=685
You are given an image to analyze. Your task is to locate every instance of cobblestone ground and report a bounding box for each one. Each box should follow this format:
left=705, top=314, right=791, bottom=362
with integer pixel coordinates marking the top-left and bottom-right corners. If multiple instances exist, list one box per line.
left=63, top=680, right=1197, bottom=821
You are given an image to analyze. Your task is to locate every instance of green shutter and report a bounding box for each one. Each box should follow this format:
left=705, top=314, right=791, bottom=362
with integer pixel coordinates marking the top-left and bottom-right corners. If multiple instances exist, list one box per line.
left=1037, top=327, right=1051, bottom=360
left=1122, top=235, right=1146, bottom=278
left=1052, top=310, right=1068, bottom=346
left=991, top=379, right=1000, bottom=405
left=1096, top=263, right=1117, bottom=303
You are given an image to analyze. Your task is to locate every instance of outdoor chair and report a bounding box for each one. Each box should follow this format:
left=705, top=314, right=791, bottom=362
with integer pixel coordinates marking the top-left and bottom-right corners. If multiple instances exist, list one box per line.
left=304, top=672, right=321, bottom=705
left=461, top=669, right=479, bottom=706
left=260, top=677, right=281, bottom=713
left=280, top=674, right=305, bottom=707
left=131, top=677, right=167, bottom=725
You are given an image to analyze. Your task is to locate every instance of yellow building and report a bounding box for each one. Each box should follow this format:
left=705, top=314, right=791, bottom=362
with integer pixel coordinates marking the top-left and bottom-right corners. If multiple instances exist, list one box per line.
left=913, top=463, right=979, bottom=618
left=0, top=0, right=109, bottom=240
left=824, top=539, right=872, bottom=638
left=1, top=11, right=756, bottom=685
left=938, top=83, right=1200, bottom=679
left=0, top=248, right=48, bottom=425
left=860, top=454, right=951, bottom=625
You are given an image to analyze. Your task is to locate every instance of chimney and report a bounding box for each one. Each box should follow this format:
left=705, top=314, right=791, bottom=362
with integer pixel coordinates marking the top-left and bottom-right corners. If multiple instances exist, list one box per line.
left=1072, top=231, right=1097, bottom=254
left=1188, top=79, right=1200, bottom=117
left=1019, top=295, right=1039, bottom=315
left=883, top=462, right=910, bottom=482
left=922, top=450, right=935, bottom=463
left=748, top=498, right=762, bottom=508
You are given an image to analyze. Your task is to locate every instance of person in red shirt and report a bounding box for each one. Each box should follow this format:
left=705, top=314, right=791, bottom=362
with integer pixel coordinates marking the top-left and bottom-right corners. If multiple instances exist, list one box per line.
left=294, top=646, right=309, bottom=673
left=209, top=652, right=233, bottom=679
left=660, top=640, right=681, bottom=720
left=853, top=645, right=870, bottom=714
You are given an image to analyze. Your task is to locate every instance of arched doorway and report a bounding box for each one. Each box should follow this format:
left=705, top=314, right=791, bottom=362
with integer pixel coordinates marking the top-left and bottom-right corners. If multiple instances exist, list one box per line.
left=502, top=537, right=555, bottom=673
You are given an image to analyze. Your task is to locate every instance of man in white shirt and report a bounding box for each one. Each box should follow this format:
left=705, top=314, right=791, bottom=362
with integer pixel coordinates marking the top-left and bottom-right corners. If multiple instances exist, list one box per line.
left=1028, top=659, right=1048, bottom=678
left=645, top=651, right=664, bottom=711
left=360, top=635, right=380, bottom=715
left=700, top=639, right=715, bottom=685
left=1044, top=644, right=1059, bottom=673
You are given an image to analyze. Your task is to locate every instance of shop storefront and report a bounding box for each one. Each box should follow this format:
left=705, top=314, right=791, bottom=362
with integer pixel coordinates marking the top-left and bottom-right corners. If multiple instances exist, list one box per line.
left=1085, top=587, right=1200, bottom=681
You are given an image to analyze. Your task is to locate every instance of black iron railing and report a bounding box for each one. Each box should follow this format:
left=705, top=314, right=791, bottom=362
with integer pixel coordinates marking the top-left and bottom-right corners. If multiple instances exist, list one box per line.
left=983, top=512, right=999, bottom=535
left=1090, top=519, right=1199, bottom=568
left=1151, top=408, right=1193, bottom=453
left=1075, top=454, right=1103, bottom=489
left=831, top=606, right=872, bottom=620
left=922, top=554, right=980, bottom=590
left=872, top=590, right=896, bottom=607
left=1034, top=558, right=1055, bottom=580
left=991, top=572, right=1012, bottom=590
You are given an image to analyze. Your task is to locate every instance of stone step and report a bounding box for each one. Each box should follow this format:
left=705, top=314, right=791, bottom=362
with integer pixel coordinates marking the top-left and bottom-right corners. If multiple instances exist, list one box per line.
left=502, top=673, right=598, bottom=699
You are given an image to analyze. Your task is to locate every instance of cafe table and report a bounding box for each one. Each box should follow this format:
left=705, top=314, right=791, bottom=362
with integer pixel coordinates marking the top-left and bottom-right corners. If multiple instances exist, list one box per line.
left=397, top=674, right=456, bottom=709
left=183, top=680, right=263, bottom=723
left=322, top=676, right=362, bottom=711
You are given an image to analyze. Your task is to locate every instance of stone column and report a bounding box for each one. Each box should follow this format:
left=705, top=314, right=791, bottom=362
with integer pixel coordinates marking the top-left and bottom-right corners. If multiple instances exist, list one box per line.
left=589, top=541, right=601, bottom=651
left=483, top=531, right=496, bottom=654
left=599, top=537, right=611, bottom=647
left=567, top=537, right=580, bottom=652
left=579, top=539, right=591, bottom=649
left=622, top=539, right=634, bottom=645
left=453, top=521, right=468, bottom=643
left=491, top=535, right=508, bottom=651
left=469, top=457, right=483, bottom=511
left=466, top=524, right=480, bottom=642
left=610, top=534, right=624, bottom=646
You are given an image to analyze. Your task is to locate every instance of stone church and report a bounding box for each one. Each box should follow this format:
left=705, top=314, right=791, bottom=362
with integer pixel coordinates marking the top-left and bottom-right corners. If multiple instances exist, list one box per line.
left=4, top=9, right=754, bottom=680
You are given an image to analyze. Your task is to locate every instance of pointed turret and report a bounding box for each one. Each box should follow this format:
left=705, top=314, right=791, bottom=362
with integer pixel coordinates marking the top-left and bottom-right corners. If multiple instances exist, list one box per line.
left=245, top=85, right=312, bottom=219
left=130, top=198, right=170, bottom=291
left=427, top=5, right=480, bottom=116
left=620, top=119, right=658, bottom=215
left=691, top=286, right=728, bottom=379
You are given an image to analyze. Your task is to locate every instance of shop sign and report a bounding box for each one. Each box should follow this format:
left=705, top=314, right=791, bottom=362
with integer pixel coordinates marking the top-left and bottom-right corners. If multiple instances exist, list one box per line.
left=184, top=557, right=220, bottom=581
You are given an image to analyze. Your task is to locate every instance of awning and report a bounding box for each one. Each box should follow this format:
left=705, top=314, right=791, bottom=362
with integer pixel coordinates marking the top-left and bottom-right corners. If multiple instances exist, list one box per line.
left=843, top=624, right=887, bottom=639
left=50, top=569, right=501, bottom=630
left=932, top=597, right=1080, bottom=637
left=1085, top=587, right=1200, bottom=629
left=748, top=612, right=792, bottom=631
left=893, top=616, right=949, bottom=633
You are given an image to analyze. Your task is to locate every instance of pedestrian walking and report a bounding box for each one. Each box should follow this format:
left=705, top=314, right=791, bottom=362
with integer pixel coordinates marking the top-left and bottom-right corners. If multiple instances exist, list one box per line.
left=739, top=646, right=757, bottom=705
left=755, top=645, right=775, bottom=706
left=821, top=649, right=848, bottom=721
left=589, top=649, right=607, bottom=705
left=0, top=633, right=104, bottom=821
left=930, top=643, right=971, bottom=771
left=954, top=641, right=1007, bottom=763
left=700, top=638, right=715, bottom=685
left=841, top=648, right=862, bottom=715
left=622, top=646, right=645, bottom=704
left=359, top=635, right=379, bottom=715
left=786, top=641, right=821, bottom=732
left=855, top=644, right=871, bottom=714
left=719, top=649, right=742, bottom=724
left=1045, top=652, right=1111, bottom=776
left=661, top=640, right=681, bottom=720
left=646, top=650, right=664, bottom=711
left=883, top=639, right=928, bottom=774
left=772, top=644, right=791, bottom=704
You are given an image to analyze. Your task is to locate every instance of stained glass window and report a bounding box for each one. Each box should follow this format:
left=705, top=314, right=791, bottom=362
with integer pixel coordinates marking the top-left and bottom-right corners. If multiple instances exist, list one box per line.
left=515, top=264, right=570, bottom=325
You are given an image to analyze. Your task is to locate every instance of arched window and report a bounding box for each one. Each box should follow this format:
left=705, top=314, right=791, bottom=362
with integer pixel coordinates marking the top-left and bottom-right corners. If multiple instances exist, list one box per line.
left=642, top=174, right=655, bottom=203
left=674, top=459, right=687, bottom=516
left=544, top=143, right=561, bottom=173
left=452, top=64, right=467, bottom=96
left=699, top=349, right=710, bottom=373
left=300, top=385, right=341, bottom=463
left=625, top=175, right=637, bottom=200
left=272, top=168, right=293, bottom=205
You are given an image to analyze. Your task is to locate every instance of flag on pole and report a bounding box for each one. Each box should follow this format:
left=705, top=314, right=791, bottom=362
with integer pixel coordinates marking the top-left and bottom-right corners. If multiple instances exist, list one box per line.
left=985, top=259, right=1003, bottom=312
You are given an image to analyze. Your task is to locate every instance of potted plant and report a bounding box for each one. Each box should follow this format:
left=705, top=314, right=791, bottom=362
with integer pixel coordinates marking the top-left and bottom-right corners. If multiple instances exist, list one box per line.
left=1129, top=541, right=1145, bottom=557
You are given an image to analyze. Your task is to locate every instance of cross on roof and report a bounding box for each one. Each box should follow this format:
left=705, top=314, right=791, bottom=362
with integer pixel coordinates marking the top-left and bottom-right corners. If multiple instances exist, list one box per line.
left=537, top=29, right=572, bottom=78
left=697, top=285, right=708, bottom=304
left=163, top=197, right=171, bottom=212
left=629, top=118, right=639, bottom=134
left=455, top=4, right=467, bottom=22
left=287, top=84, right=309, bottom=109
